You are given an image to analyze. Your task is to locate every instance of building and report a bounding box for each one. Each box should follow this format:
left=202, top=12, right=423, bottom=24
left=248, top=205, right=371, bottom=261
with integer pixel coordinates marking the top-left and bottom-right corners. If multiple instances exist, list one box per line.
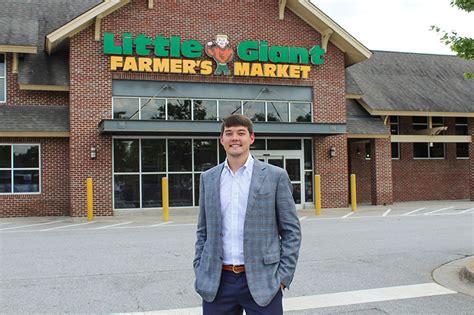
left=0, top=0, right=472, bottom=217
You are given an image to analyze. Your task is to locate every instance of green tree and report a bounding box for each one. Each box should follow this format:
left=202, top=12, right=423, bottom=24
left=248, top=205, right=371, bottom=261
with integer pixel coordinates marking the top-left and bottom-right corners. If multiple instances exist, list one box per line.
left=431, top=0, right=473, bottom=79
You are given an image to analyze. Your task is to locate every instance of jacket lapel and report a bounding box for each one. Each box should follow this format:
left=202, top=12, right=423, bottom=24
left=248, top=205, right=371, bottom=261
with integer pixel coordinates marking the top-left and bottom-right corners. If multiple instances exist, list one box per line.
left=245, top=159, right=267, bottom=214
left=211, top=163, right=224, bottom=225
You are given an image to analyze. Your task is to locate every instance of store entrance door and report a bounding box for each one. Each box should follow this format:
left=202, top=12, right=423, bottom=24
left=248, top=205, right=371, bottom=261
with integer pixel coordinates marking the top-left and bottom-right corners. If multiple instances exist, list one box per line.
left=254, top=152, right=304, bottom=208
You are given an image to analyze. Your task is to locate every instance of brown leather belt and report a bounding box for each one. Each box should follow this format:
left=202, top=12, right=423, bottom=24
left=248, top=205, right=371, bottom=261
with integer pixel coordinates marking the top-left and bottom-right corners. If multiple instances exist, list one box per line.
left=222, top=264, right=245, bottom=274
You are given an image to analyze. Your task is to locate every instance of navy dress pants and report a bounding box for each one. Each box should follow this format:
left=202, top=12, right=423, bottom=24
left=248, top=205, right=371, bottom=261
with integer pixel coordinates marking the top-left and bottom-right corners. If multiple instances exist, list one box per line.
left=203, top=270, right=283, bottom=315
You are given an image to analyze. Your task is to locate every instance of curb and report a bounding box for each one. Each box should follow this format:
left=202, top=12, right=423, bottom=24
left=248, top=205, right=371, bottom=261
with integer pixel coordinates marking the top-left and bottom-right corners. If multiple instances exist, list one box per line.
left=460, top=258, right=474, bottom=283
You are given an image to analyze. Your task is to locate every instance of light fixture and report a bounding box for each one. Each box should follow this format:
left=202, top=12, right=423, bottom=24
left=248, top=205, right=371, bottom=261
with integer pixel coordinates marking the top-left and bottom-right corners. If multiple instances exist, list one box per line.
left=329, top=146, right=336, bottom=158
left=90, top=147, right=97, bottom=160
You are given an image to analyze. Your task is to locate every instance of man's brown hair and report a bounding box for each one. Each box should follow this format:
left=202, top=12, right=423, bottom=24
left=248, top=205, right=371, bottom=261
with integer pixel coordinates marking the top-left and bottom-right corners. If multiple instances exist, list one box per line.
left=220, top=114, right=254, bottom=135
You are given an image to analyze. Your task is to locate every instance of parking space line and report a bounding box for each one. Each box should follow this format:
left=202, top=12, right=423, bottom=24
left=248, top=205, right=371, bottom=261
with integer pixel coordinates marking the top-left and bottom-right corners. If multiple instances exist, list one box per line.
left=113, top=282, right=456, bottom=314
left=382, top=209, right=392, bottom=217
left=94, top=221, right=133, bottom=229
left=149, top=221, right=173, bottom=227
left=342, top=212, right=353, bottom=218
left=0, top=220, right=65, bottom=231
left=423, top=206, right=454, bottom=216
left=402, top=207, right=425, bottom=216
left=460, top=208, right=474, bottom=214
left=0, top=222, right=12, bottom=226
left=299, top=216, right=307, bottom=221
left=40, top=222, right=95, bottom=231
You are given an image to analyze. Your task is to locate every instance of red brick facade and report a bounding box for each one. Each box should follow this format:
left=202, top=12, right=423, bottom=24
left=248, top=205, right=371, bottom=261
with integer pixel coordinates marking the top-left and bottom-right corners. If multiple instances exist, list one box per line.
left=349, top=117, right=471, bottom=204
left=67, top=0, right=347, bottom=216
left=0, top=137, right=70, bottom=217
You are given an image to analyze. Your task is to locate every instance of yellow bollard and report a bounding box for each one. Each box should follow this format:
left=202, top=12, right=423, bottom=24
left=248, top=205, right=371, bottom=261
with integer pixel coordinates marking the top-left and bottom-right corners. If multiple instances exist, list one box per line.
left=350, top=174, right=357, bottom=212
left=86, top=177, right=94, bottom=222
left=314, top=175, right=321, bottom=216
left=162, top=177, right=169, bottom=222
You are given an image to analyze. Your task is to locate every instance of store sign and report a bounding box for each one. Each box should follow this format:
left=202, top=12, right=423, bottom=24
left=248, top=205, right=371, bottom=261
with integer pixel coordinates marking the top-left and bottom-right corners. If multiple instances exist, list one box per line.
left=103, top=32, right=325, bottom=79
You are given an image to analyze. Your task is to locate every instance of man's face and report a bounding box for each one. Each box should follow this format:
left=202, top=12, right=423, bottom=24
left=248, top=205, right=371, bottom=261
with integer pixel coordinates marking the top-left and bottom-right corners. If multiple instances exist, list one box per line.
left=220, top=125, right=255, bottom=158
left=216, top=38, right=228, bottom=48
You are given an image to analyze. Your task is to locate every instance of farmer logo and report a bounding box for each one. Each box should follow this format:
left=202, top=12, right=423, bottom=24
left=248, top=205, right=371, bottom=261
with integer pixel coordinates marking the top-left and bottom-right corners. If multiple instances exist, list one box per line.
left=205, top=34, right=234, bottom=75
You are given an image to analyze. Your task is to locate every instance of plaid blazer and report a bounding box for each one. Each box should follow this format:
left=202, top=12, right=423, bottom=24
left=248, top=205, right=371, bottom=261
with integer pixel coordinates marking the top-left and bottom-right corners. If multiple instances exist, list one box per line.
left=193, top=158, right=301, bottom=307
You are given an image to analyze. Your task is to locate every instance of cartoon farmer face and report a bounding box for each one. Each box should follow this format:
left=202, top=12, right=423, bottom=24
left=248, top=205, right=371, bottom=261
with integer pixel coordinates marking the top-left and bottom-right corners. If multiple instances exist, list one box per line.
left=215, top=35, right=229, bottom=48
left=206, top=34, right=234, bottom=75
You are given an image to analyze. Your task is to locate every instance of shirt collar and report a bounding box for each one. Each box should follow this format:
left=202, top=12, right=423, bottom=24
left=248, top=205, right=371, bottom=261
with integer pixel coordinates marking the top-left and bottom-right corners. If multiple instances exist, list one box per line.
left=224, top=153, right=254, bottom=174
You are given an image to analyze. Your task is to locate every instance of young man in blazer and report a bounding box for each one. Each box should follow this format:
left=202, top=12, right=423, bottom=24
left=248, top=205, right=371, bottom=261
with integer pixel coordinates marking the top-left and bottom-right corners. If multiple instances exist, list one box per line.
left=194, top=114, right=302, bottom=314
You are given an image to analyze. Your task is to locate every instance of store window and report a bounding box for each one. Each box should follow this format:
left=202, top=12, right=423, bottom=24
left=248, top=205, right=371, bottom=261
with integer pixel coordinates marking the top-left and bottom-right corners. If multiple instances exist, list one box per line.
left=290, top=102, right=312, bottom=122
left=412, top=117, right=445, bottom=159
left=113, top=97, right=313, bottom=123
left=0, top=144, right=40, bottom=194
left=455, top=117, right=469, bottom=159
left=390, top=116, right=400, bottom=159
left=0, top=53, right=5, bottom=102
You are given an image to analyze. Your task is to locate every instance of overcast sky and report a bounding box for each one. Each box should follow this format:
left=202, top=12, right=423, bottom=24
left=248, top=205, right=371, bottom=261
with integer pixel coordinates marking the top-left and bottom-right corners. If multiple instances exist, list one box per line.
left=311, top=0, right=473, bottom=55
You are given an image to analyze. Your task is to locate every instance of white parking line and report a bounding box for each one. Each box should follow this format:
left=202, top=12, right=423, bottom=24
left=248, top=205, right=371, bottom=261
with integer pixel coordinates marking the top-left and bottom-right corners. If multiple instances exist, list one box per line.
left=299, top=216, right=307, bottom=221
left=113, top=282, right=456, bottom=315
left=402, top=207, right=425, bottom=216
left=40, top=222, right=95, bottom=231
left=148, top=221, right=173, bottom=227
left=423, top=206, right=454, bottom=216
left=382, top=209, right=392, bottom=217
left=94, top=221, right=133, bottom=229
left=342, top=212, right=353, bottom=218
left=0, top=220, right=64, bottom=231
left=0, top=222, right=12, bottom=226
left=461, top=208, right=474, bottom=214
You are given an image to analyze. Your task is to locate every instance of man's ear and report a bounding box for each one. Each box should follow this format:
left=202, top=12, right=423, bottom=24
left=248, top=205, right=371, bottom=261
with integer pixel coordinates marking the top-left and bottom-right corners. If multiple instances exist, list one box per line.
left=250, top=133, right=255, bottom=144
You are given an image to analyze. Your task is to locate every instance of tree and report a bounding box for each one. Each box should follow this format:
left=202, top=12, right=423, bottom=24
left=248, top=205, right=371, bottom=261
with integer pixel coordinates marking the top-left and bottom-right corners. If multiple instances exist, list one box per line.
left=431, top=0, right=473, bottom=79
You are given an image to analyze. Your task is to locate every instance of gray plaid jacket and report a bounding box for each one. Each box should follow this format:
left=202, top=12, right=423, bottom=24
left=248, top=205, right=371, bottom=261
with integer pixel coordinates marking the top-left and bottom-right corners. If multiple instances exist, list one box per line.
left=193, top=158, right=302, bottom=307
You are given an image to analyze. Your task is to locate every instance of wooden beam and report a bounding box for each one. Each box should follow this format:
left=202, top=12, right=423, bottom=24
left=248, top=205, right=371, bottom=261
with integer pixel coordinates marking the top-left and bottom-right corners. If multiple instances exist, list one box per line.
left=321, top=28, right=334, bottom=51
left=0, top=45, right=37, bottom=54
left=279, top=0, right=287, bottom=19
left=12, top=53, right=18, bottom=74
left=391, top=135, right=471, bottom=143
left=0, top=131, right=70, bottom=138
left=19, top=84, right=70, bottom=91
left=95, top=16, right=102, bottom=41
left=148, top=0, right=154, bottom=9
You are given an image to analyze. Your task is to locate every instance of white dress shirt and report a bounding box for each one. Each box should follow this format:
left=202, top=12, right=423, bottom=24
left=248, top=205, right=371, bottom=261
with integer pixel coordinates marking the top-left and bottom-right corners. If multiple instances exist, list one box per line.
left=220, top=154, right=254, bottom=265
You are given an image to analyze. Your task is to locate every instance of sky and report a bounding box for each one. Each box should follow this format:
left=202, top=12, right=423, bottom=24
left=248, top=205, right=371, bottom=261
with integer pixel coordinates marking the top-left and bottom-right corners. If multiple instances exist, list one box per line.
left=311, top=0, right=473, bottom=55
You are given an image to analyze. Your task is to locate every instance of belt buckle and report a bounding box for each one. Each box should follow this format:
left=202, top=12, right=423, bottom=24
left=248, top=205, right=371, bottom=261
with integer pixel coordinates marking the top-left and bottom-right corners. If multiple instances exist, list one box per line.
left=232, top=265, right=242, bottom=274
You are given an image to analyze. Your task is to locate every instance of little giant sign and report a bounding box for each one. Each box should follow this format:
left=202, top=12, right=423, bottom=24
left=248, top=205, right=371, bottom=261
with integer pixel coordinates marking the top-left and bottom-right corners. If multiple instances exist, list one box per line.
left=104, top=32, right=325, bottom=79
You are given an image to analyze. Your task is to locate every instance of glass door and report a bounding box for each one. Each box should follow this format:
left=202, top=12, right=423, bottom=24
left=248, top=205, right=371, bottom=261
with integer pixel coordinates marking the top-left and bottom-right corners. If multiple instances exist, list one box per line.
left=254, top=153, right=304, bottom=207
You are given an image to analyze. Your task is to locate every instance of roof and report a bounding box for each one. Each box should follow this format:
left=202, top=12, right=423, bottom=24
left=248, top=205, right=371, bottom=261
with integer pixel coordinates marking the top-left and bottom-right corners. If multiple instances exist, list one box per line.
left=0, top=17, right=38, bottom=47
left=286, top=0, right=372, bottom=66
left=0, top=0, right=100, bottom=87
left=347, top=51, right=474, bottom=116
left=0, top=105, right=69, bottom=132
left=346, top=99, right=388, bottom=135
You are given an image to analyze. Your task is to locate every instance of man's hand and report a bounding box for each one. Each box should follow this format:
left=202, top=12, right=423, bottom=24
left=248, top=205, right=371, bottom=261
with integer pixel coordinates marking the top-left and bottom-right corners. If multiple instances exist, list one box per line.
left=280, top=283, right=285, bottom=290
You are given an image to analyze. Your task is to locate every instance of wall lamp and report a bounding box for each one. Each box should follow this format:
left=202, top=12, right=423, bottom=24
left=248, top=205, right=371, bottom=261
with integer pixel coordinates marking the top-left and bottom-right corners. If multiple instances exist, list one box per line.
left=90, top=147, right=97, bottom=160
left=329, top=146, right=336, bottom=158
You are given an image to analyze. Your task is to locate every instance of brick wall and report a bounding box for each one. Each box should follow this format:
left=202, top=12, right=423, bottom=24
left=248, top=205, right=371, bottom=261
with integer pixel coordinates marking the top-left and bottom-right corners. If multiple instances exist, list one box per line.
left=349, top=117, right=470, bottom=203
left=67, top=0, right=347, bottom=216
left=469, top=118, right=474, bottom=201
left=0, top=137, right=70, bottom=217
left=349, top=141, right=372, bottom=204
left=5, top=53, right=69, bottom=106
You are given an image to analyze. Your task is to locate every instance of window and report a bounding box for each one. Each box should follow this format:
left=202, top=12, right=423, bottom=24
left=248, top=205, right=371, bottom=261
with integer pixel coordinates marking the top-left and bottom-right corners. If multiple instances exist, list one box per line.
left=390, top=116, right=400, bottom=159
left=412, top=117, right=445, bottom=159
left=0, top=53, right=5, bottom=102
left=0, top=144, right=40, bottom=194
left=112, top=97, right=313, bottom=122
left=455, top=117, right=469, bottom=159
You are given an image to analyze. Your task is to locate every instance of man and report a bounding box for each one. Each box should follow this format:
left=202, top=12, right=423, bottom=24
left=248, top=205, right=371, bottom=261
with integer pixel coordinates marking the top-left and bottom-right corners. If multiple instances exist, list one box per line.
left=194, top=114, right=302, bottom=314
